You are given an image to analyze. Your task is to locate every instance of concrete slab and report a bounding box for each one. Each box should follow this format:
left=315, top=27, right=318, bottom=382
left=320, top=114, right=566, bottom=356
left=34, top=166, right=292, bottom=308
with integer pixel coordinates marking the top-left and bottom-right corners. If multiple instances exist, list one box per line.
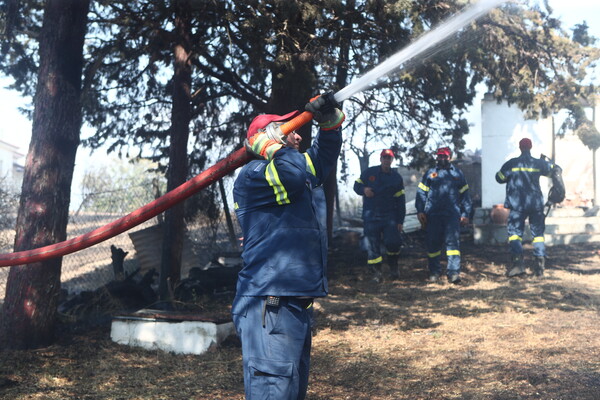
left=110, top=309, right=236, bottom=355
left=548, top=207, right=586, bottom=218
left=474, top=207, right=600, bottom=246
left=545, top=233, right=600, bottom=246
left=544, top=216, right=600, bottom=234
left=474, top=224, right=532, bottom=245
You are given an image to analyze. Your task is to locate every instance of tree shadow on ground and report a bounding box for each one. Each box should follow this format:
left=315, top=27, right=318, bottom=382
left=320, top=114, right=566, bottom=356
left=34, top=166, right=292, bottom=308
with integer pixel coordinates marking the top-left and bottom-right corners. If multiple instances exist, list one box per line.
left=309, top=345, right=600, bottom=400
left=321, top=238, right=600, bottom=334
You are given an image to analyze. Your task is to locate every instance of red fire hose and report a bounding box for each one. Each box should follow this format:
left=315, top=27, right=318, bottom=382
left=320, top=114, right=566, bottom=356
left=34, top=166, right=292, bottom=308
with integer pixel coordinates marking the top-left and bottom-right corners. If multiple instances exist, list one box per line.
left=0, top=110, right=314, bottom=267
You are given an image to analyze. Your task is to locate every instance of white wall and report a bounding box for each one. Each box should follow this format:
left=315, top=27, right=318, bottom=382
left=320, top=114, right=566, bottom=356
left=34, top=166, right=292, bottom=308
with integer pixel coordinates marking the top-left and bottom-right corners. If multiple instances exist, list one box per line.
left=480, top=94, right=553, bottom=208
left=0, top=140, right=23, bottom=190
left=554, top=134, right=594, bottom=207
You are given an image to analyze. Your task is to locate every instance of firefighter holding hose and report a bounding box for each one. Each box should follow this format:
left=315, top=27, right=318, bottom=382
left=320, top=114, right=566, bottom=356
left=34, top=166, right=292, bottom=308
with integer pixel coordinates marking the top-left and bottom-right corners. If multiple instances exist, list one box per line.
left=231, top=93, right=344, bottom=400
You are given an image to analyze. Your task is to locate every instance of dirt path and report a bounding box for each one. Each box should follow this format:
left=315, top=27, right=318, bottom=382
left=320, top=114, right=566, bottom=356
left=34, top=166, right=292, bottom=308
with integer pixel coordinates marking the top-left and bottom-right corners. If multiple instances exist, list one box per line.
left=1, top=239, right=599, bottom=399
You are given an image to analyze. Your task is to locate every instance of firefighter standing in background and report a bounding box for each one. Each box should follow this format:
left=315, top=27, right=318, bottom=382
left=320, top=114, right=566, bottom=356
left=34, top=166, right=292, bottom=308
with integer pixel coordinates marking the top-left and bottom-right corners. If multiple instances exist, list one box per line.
left=353, top=149, right=406, bottom=282
left=495, top=138, right=557, bottom=278
left=416, top=147, right=472, bottom=284
left=232, top=93, right=344, bottom=400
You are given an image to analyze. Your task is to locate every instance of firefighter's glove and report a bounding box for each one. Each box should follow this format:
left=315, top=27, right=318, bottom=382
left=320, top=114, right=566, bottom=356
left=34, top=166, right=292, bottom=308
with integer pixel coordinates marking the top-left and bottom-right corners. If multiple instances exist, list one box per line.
left=305, top=92, right=345, bottom=130
left=245, top=131, right=283, bottom=161
left=263, top=123, right=287, bottom=145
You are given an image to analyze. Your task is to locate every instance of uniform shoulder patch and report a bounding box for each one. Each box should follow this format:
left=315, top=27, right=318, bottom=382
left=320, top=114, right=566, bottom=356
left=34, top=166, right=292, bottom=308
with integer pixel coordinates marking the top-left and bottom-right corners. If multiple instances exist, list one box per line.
left=368, top=175, right=376, bottom=182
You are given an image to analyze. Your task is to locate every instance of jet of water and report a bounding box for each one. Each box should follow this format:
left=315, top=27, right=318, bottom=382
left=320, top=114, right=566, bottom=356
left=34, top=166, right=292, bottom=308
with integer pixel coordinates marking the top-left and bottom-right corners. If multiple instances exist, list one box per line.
left=334, top=0, right=508, bottom=103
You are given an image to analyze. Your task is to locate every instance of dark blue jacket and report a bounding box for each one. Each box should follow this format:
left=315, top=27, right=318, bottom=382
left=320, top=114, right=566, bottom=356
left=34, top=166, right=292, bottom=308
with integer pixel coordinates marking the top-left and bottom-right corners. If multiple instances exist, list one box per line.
left=353, top=166, right=406, bottom=223
left=233, top=128, right=342, bottom=297
left=495, top=151, right=554, bottom=211
left=416, top=164, right=472, bottom=218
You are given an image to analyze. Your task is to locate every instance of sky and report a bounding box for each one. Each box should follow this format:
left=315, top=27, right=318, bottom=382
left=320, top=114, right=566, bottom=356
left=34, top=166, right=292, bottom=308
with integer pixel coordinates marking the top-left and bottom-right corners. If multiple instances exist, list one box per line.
left=0, top=0, right=599, bottom=204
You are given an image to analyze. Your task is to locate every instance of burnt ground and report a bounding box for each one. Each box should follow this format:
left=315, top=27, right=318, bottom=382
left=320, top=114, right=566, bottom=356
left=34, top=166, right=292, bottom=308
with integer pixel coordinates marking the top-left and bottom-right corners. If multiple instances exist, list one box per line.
left=1, top=232, right=600, bottom=400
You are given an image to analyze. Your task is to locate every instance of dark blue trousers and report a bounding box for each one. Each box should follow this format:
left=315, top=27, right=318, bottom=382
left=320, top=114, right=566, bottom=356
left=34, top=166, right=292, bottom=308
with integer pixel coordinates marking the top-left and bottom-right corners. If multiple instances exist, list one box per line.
left=232, top=296, right=313, bottom=400
left=507, top=209, right=546, bottom=257
left=425, top=213, right=461, bottom=276
left=364, top=217, right=402, bottom=265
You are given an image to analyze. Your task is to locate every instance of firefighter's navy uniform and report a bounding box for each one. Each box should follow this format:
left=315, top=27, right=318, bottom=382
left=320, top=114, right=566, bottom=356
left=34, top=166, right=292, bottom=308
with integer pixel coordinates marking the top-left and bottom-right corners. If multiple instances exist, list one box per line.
left=495, top=146, right=555, bottom=267
left=416, top=163, right=472, bottom=279
left=353, top=163, right=406, bottom=278
left=232, top=118, right=342, bottom=399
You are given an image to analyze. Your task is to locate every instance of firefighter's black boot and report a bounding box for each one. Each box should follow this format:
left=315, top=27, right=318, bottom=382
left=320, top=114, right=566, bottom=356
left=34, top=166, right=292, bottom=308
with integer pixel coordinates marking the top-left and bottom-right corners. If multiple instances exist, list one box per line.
left=533, top=256, right=545, bottom=277
left=388, top=255, right=400, bottom=280
left=369, top=263, right=383, bottom=283
left=507, top=254, right=525, bottom=277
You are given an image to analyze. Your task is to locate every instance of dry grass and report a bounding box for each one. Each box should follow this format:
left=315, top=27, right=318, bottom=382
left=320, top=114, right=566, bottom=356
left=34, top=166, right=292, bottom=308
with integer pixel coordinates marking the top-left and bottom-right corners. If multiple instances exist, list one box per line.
left=1, top=237, right=600, bottom=399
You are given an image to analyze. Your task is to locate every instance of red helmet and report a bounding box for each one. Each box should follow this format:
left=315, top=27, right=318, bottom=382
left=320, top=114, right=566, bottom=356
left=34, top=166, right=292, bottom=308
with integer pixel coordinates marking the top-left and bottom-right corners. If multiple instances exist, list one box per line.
left=380, top=149, right=395, bottom=158
left=519, top=138, right=532, bottom=151
left=246, top=110, right=302, bottom=138
left=436, top=147, right=452, bottom=158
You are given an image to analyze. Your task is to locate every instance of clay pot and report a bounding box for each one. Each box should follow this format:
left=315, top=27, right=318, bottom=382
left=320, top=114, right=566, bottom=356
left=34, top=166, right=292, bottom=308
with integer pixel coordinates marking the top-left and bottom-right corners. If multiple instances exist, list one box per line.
left=491, top=204, right=509, bottom=225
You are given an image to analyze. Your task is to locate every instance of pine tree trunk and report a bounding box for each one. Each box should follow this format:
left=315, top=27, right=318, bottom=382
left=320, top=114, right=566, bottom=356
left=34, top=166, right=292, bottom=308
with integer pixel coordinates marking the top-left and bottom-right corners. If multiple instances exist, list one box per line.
left=271, top=58, right=315, bottom=150
left=269, top=3, right=316, bottom=150
left=159, top=0, right=192, bottom=302
left=324, top=166, right=338, bottom=241
left=0, top=0, right=89, bottom=349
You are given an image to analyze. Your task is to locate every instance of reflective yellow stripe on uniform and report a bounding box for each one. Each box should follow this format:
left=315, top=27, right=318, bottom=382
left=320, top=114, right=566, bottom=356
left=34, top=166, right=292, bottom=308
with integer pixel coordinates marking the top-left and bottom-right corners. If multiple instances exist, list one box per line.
left=393, top=189, right=405, bottom=197
left=386, top=251, right=401, bottom=256
left=511, top=167, right=540, bottom=172
left=234, top=202, right=239, bottom=210
left=265, top=160, right=290, bottom=205
left=252, top=134, right=282, bottom=160
left=368, top=256, right=383, bottom=264
left=304, top=153, right=316, bottom=177
left=496, top=171, right=506, bottom=181
left=428, top=251, right=441, bottom=258
left=418, top=182, right=430, bottom=192
left=446, top=249, right=461, bottom=256
left=459, top=184, right=469, bottom=194
left=533, top=236, right=545, bottom=243
left=356, top=178, right=364, bottom=184
left=509, top=235, right=522, bottom=242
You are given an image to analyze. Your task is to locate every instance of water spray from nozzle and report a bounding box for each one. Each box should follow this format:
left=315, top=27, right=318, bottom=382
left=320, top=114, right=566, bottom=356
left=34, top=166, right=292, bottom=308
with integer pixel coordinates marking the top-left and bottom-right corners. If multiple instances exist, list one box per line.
left=333, top=0, right=508, bottom=103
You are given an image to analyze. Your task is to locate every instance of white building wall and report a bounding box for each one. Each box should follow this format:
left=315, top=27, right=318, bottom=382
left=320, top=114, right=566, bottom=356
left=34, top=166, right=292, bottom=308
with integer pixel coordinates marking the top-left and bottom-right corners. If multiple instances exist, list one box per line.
left=554, top=134, right=594, bottom=207
left=480, top=94, right=553, bottom=208
left=0, top=140, right=24, bottom=191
